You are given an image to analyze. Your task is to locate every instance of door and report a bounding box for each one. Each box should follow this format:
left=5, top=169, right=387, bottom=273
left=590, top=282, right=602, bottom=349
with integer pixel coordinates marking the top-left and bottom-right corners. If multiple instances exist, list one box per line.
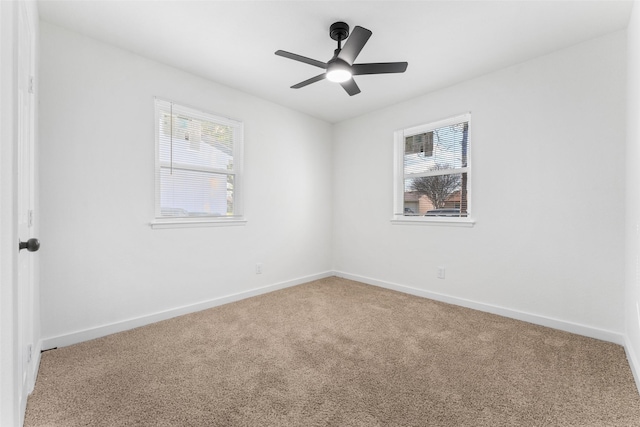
left=16, top=0, right=37, bottom=417
left=0, top=2, right=38, bottom=425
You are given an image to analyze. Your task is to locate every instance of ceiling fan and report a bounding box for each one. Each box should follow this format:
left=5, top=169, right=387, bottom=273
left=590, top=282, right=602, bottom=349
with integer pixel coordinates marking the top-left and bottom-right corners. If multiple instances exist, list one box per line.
left=275, top=22, right=408, bottom=96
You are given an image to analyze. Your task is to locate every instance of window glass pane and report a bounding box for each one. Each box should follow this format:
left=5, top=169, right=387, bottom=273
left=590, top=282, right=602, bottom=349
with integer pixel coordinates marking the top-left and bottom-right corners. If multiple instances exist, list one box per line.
left=404, top=122, right=469, bottom=175
left=159, top=111, right=234, bottom=171
left=403, top=173, right=468, bottom=216
left=160, top=167, right=233, bottom=216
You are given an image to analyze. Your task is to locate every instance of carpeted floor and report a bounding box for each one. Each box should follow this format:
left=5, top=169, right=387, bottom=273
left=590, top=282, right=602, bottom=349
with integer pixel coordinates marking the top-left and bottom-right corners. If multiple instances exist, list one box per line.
left=25, top=276, right=640, bottom=426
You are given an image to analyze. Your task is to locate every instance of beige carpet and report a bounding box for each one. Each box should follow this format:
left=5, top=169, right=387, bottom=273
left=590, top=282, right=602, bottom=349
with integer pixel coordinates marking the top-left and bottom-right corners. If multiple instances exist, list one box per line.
left=25, top=277, right=640, bottom=426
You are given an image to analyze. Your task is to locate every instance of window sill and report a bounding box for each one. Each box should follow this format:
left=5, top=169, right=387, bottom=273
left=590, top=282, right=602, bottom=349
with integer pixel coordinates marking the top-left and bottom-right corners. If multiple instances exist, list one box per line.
left=150, top=217, right=247, bottom=229
left=391, top=216, right=475, bottom=227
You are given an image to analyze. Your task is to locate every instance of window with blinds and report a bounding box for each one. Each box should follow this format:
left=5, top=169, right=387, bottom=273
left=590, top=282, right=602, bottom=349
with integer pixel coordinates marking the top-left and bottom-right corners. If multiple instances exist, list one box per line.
left=394, top=113, right=471, bottom=221
left=154, top=99, right=243, bottom=223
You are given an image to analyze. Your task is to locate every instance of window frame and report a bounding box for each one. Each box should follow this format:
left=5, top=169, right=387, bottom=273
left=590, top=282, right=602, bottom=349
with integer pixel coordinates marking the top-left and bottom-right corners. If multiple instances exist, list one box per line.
left=151, top=98, right=246, bottom=229
left=392, top=112, right=475, bottom=227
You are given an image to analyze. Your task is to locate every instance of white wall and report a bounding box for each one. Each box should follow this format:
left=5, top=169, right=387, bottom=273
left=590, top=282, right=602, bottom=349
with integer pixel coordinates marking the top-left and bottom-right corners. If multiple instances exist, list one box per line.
left=333, top=31, right=627, bottom=340
left=39, top=22, right=333, bottom=345
left=626, top=0, right=640, bottom=389
left=39, top=18, right=631, bottom=352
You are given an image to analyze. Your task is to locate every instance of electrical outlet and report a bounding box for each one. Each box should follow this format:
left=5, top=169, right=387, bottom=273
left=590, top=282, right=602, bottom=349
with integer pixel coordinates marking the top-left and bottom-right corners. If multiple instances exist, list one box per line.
left=437, top=267, right=445, bottom=279
left=256, top=263, right=263, bottom=274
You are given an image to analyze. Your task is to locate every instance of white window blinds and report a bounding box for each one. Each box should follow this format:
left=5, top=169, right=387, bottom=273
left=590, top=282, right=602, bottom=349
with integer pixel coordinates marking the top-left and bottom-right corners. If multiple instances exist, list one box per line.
left=395, top=113, right=471, bottom=219
left=155, top=99, right=243, bottom=219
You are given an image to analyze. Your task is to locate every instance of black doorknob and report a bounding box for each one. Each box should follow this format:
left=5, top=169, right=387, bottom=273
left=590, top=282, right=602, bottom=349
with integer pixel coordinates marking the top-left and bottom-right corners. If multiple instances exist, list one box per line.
left=19, top=238, right=40, bottom=252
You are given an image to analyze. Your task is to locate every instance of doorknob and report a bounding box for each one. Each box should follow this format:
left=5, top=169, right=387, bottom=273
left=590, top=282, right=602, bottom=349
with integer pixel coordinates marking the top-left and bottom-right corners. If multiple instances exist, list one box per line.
left=19, top=238, right=40, bottom=252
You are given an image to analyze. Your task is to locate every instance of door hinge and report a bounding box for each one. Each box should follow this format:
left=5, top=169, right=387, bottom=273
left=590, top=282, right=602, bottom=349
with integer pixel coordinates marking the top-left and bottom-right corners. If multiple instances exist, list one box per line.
left=28, top=210, right=33, bottom=227
left=28, top=76, right=34, bottom=94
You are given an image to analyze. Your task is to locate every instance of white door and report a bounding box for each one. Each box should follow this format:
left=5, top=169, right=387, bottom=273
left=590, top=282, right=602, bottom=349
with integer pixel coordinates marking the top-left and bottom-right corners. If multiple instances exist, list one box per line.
left=16, top=0, right=37, bottom=417
left=0, top=2, right=37, bottom=425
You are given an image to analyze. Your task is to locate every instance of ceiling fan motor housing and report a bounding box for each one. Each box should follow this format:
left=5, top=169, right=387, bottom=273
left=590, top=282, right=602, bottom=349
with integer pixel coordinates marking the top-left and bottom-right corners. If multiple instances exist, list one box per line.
left=330, top=22, right=350, bottom=41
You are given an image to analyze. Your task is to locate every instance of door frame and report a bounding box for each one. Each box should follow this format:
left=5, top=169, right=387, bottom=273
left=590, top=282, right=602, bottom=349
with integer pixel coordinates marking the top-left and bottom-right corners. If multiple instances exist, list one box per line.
left=0, top=2, right=21, bottom=424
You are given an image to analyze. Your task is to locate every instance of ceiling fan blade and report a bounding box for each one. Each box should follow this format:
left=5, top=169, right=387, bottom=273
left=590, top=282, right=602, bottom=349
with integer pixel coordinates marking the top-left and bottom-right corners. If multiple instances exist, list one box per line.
left=275, top=50, right=327, bottom=69
left=337, top=26, right=372, bottom=65
left=291, top=73, right=326, bottom=89
left=352, top=62, right=408, bottom=75
left=340, top=79, right=361, bottom=96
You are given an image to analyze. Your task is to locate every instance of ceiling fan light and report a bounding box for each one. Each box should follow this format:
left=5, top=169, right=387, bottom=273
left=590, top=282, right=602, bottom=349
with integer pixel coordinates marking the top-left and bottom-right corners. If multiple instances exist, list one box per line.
left=326, top=68, right=352, bottom=83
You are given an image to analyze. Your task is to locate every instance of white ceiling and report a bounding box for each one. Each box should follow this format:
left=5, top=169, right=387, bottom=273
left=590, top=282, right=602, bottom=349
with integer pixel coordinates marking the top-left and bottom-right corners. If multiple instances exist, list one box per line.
left=38, top=0, right=632, bottom=123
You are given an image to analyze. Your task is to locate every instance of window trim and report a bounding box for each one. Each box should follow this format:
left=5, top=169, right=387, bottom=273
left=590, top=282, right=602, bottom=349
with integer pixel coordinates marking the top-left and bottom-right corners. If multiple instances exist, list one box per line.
left=392, top=112, right=474, bottom=226
left=150, top=217, right=247, bottom=229
left=150, top=98, right=245, bottom=229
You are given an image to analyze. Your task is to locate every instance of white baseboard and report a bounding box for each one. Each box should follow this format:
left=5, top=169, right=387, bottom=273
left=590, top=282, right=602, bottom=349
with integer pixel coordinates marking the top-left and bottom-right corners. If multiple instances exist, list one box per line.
left=334, top=271, right=626, bottom=345
left=41, top=271, right=334, bottom=350
left=34, top=270, right=639, bottom=396
left=625, top=336, right=640, bottom=395
left=39, top=269, right=627, bottom=350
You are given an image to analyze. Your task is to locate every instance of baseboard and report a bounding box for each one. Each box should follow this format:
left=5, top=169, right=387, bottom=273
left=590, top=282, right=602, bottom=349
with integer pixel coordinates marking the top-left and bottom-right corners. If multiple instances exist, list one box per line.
left=40, top=269, right=626, bottom=350
left=334, top=271, right=625, bottom=345
left=625, top=336, right=640, bottom=395
left=41, top=271, right=334, bottom=350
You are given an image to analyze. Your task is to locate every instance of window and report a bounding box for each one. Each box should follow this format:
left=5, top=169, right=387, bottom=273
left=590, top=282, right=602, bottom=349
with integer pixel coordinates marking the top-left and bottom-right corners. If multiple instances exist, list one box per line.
left=393, top=113, right=472, bottom=225
left=152, top=99, right=244, bottom=228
